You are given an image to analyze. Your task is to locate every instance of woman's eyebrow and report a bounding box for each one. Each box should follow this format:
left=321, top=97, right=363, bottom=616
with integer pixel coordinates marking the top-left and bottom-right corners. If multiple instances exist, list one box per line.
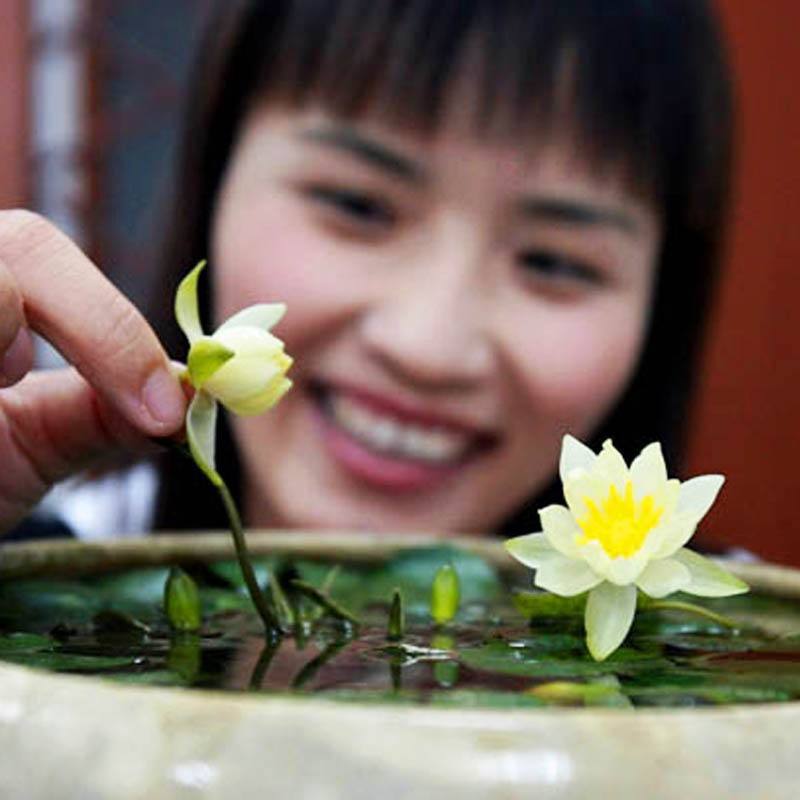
left=519, top=197, right=640, bottom=236
left=297, top=125, right=426, bottom=183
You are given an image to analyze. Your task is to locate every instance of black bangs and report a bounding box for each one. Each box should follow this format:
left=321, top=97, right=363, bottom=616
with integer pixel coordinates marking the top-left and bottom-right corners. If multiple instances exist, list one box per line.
left=229, top=0, right=729, bottom=213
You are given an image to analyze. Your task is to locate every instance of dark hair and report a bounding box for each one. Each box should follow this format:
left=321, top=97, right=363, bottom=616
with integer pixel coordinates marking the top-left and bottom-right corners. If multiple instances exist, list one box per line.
left=152, top=0, right=734, bottom=534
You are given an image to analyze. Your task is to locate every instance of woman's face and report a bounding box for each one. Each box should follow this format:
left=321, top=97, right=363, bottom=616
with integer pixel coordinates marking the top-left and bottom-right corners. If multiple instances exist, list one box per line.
left=211, top=107, right=660, bottom=534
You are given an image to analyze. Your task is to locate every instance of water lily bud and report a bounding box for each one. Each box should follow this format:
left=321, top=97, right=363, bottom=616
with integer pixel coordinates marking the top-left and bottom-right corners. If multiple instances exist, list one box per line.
left=387, top=588, right=405, bottom=641
left=431, top=564, right=460, bottom=624
left=164, top=567, right=202, bottom=632
left=191, top=326, right=292, bottom=416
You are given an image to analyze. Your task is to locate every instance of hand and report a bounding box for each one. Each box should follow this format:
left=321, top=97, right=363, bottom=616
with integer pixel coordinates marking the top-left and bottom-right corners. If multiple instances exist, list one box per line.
left=0, top=210, right=187, bottom=532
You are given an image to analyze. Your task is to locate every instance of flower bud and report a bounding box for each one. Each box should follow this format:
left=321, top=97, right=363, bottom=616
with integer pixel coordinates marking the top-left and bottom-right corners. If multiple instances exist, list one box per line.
left=431, top=563, right=460, bottom=624
left=193, top=326, right=292, bottom=416
left=164, top=567, right=202, bottom=632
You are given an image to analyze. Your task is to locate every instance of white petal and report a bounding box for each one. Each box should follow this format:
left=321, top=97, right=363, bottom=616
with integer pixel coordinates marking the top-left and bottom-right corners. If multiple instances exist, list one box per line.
left=535, top=557, right=603, bottom=596
left=203, top=327, right=292, bottom=414
left=677, top=474, right=725, bottom=519
left=216, top=303, right=286, bottom=334
left=636, top=558, right=691, bottom=598
left=603, top=552, right=649, bottom=586
left=594, top=439, right=629, bottom=492
left=504, top=533, right=559, bottom=570
left=559, top=434, right=597, bottom=483
left=576, top=538, right=613, bottom=577
left=585, top=582, right=638, bottom=661
left=174, top=260, right=206, bottom=344
left=563, top=470, right=608, bottom=520
left=539, top=504, right=583, bottom=557
left=649, top=515, right=701, bottom=559
left=186, top=391, right=221, bottom=486
left=672, top=549, right=749, bottom=597
left=629, top=442, right=667, bottom=501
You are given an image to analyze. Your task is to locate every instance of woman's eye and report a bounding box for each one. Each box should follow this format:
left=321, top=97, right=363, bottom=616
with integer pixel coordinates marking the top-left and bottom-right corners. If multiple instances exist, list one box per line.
left=307, top=186, right=396, bottom=228
left=518, top=250, right=603, bottom=287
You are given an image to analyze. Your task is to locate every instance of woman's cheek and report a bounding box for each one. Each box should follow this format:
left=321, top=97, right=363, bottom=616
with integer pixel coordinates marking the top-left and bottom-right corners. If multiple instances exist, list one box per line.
left=506, top=303, right=647, bottom=430
left=212, top=193, right=360, bottom=348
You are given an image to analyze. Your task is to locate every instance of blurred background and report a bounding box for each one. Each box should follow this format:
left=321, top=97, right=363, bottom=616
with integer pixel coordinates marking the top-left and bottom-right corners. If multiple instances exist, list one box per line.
left=0, top=1, right=798, bottom=564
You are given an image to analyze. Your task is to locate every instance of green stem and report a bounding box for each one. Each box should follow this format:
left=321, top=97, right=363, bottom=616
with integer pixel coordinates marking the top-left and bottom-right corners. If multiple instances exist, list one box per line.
left=645, top=599, right=740, bottom=629
left=215, top=479, right=280, bottom=634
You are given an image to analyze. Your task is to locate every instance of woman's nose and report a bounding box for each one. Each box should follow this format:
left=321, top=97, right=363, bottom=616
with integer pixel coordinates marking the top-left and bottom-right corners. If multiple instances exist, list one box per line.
left=359, top=236, right=493, bottom=389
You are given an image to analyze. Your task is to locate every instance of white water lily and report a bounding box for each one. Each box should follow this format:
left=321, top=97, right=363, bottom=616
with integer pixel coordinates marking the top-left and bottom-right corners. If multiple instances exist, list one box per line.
left=174, top=260, right=292, bottom=484
left=505, top=435, right=748, bottom=661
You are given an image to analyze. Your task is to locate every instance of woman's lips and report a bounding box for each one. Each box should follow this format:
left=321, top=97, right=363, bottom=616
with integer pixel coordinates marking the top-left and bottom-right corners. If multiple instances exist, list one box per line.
left=309, top=381, right=496, bottom=492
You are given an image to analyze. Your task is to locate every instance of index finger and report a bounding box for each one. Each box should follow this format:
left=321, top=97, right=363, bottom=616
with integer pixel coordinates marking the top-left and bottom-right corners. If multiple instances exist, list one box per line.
left=0, top=210, right=186, bottom=435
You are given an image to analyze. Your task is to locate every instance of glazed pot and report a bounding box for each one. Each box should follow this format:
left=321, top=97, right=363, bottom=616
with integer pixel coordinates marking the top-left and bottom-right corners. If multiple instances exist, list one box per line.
left=0, top=531, right=798, bottom=800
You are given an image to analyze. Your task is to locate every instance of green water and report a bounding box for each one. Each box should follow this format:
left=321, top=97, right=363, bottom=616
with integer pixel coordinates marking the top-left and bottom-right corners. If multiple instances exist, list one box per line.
left=1, top=546, right=799, bottom=709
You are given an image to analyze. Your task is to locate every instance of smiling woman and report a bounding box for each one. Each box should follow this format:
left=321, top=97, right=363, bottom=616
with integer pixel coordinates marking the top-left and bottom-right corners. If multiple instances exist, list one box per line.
left=207, top=108, right=658, bottom=533
left=0, top=0, right=733, bottom=544
left=149, top=0, right=732, bottom=539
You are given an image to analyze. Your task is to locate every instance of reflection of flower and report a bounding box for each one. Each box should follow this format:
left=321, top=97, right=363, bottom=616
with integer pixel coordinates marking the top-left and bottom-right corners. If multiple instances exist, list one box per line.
left=505, top=435, right=748, bottom=660
left=174, top=260, right=292, bottom=484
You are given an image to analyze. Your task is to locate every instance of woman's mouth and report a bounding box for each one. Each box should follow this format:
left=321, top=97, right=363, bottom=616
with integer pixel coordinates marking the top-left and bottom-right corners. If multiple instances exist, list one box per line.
left=310, top=382, right=496, bottom=491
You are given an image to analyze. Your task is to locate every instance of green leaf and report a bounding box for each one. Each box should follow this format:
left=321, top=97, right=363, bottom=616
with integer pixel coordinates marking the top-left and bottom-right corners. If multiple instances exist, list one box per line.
left=512, top=590, right=587, bottom=618
left=174, top=260, right=207, bottom=344
left=459, top=638, right=666, bottom=679
left=186, top=391, right=222, bottom=486
left=187, top=337, right=235, bottom=387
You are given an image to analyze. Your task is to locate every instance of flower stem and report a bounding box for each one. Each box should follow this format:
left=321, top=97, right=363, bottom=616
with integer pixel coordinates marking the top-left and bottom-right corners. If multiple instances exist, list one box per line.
left=215, top=478, right=280, bottom=634
left=645, top=599, right=740, bottom=629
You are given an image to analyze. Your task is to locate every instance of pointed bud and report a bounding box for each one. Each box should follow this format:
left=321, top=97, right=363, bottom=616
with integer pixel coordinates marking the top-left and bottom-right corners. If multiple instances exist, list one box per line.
left=164, top=567, right=202, bottom=632
left=431, top=563, right=460, bottom=624
left=387, top=588, right=405, bottom=641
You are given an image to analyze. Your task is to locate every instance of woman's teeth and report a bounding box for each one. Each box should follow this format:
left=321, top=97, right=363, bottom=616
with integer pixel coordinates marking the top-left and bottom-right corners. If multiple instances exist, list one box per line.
left=328, top=392, right=471, bottom=464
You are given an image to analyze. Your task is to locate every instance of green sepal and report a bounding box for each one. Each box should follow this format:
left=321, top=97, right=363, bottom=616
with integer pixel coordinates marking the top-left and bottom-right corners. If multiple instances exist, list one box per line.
left=186, top=391, right=222, bottom=486
left=175, top=260, right=207, bottom=344
left=164, top=567, right=202, bottom=632
left=187, top=337, right=235, bottom=387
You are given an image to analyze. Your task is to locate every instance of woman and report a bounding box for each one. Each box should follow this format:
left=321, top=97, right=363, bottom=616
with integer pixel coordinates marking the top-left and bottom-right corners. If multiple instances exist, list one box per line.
left=0, top=0, right=733, bottom=540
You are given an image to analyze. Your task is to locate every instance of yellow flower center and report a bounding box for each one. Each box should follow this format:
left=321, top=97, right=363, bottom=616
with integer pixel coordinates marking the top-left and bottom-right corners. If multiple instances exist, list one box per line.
left=576, top=481, right=663, bottom=558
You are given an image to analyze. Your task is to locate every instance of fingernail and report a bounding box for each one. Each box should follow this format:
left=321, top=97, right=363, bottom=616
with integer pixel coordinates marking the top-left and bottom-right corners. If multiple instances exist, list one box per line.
left=1, top=327, right=34, bottom=386
left=142, top=366, right=186, bottom=429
